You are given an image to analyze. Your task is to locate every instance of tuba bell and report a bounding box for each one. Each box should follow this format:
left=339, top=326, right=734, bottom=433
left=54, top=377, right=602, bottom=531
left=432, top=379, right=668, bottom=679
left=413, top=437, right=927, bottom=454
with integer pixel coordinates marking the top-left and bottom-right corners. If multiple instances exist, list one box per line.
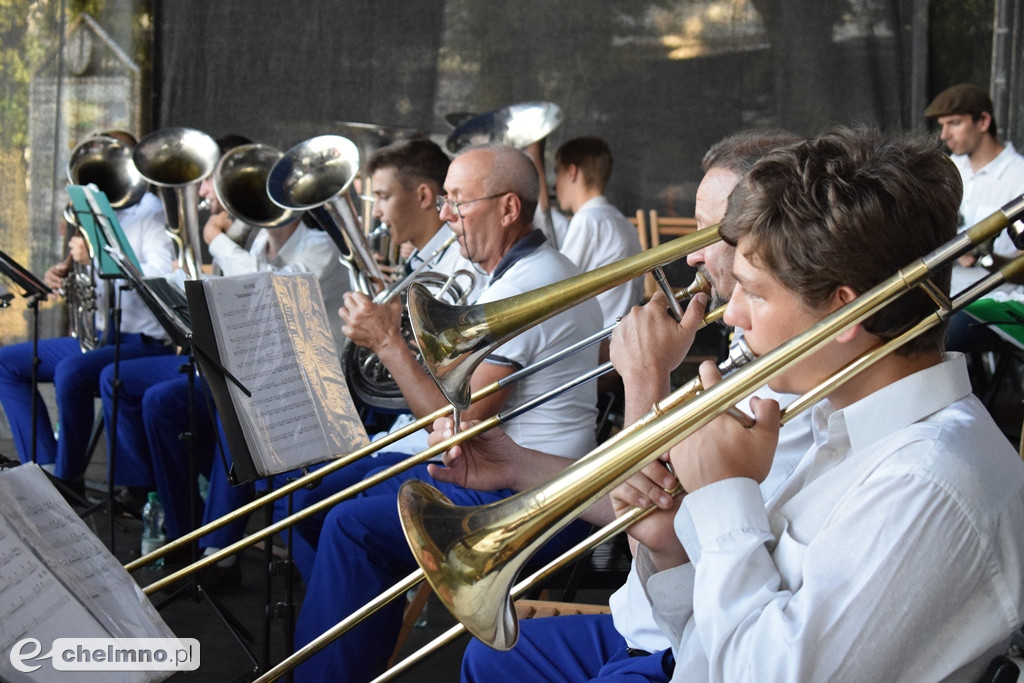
left=132, top=127, right=220, bottom=280
left=63, top=133, right=150, bottom=351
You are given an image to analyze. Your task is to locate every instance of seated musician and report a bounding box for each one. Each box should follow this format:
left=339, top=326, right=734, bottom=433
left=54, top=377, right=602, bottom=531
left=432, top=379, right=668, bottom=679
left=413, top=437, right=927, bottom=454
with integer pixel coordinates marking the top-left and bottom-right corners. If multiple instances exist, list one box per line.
left=0, top=131, right=176, bottom=494
left=459, top=127, right=1024, bottom=681
left=199, top=138, right=482, bottom=583
left=293, top=143, right=604, bottom=682
left=104, top=135, right=347, bottom=562
left=429, top=128, right=810, bottom=673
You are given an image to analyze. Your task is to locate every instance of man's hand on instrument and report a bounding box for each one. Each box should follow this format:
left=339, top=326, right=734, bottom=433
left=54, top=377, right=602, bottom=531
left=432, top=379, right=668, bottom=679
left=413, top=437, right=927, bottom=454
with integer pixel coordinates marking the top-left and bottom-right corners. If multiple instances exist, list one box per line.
left=202, top=210, right=234, bottom=245
left=43, top=261, right=70, bottom=293
left=609, top=461, right=687, bottom=568
left=426, top=417, right=524, bottom=491
left=611, top=290, right=707, bottom=383
left=338, top=291, right=403, bottom=354
left=668, top=360, right=780, bottom=493
left=68, top=235, right=90, bottom=265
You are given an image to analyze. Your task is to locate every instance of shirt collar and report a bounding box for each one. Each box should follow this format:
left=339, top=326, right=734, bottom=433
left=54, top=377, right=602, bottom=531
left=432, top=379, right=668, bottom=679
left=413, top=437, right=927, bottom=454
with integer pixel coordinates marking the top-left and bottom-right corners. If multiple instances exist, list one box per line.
left=578, top=195, right=610, bottom=212
left=971, top=142, right=1020, bottom=179
left=271, top=222, right=308, bottom=264
left=811, top=353, right=972, bottom=454
left=408, top=224, right=454, bottom=267
left=489, top=230, right=547, bottom=282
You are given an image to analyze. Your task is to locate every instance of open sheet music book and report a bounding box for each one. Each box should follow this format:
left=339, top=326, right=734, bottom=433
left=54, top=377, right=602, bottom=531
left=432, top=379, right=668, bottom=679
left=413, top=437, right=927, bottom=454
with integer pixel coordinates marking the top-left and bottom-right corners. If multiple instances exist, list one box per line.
left=186, top=271, right=369, bottom=482
left=0, top=464, right=180, bottom=682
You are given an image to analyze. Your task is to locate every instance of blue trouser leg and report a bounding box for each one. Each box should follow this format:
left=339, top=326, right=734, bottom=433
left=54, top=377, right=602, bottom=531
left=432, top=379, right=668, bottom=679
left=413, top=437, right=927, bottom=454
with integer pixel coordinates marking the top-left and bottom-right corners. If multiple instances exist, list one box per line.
left=0, top=337, right=78, bottom=465
left=100, top=354, right=184, bottom=488
left=277, top=451, right=409, bottom=584
left=199, top=416, right=253, bottom=550
left=462, top=613, right=672, bottom=682
left=294, top=463, right=591, bottom=683
left=145, top=372, right=217, bottom=540
left=54, top=333, right=174, bottom=481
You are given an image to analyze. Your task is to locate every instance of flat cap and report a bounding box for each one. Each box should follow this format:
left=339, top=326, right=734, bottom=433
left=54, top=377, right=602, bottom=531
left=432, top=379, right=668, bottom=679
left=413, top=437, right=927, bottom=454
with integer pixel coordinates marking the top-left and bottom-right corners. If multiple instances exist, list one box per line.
left=924, top=83, right=993, bottom=118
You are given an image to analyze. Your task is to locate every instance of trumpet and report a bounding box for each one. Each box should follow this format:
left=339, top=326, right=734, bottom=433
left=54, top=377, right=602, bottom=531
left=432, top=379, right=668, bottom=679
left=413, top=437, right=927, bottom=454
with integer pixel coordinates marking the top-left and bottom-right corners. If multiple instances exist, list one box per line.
left=395, top=197, right=1024, bottom=651
left=132, top=127, right=220, bottom=280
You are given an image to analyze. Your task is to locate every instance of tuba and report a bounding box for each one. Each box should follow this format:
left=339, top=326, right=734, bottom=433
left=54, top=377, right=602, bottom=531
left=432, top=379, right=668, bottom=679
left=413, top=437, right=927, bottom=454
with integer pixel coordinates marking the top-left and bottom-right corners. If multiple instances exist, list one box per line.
left=213, top=142, right=299, bottom=232
left=63, top=134, right=149, bottom=351
left=132, top=127, right=220, bottom=280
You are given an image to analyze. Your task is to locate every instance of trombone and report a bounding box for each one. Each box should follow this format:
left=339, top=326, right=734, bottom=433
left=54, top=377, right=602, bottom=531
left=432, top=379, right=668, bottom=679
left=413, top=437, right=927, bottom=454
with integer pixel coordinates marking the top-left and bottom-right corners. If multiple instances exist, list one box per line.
left=254, top=199, right=1024, bottom=682
left=396, top=196, right=1024, bottom=651
left=125, top=228, right=721, bottom=578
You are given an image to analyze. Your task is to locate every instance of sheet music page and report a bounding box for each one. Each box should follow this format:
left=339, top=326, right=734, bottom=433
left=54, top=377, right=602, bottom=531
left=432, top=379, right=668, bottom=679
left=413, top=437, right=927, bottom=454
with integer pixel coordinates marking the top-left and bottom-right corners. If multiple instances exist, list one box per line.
left=203, top=272, right=368, bottom=475
left=0, top=464, right=173, bottom=682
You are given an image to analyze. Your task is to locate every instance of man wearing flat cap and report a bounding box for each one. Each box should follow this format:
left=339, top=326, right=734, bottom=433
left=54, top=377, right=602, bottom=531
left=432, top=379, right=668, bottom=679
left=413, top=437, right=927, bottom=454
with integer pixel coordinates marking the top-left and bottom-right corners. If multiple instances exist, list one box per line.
left=925, top=83, right=1024, bottom=268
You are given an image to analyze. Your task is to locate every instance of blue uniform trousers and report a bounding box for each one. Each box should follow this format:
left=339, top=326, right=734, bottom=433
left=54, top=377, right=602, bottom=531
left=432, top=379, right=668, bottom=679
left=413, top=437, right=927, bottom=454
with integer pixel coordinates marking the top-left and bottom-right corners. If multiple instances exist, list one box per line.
left=293, top=463, right=591, bottom=683
left=462, top=613, right=673, bottom=682
left=141, top=368, right=218, bottom=540
left=0, top=334, right=172, bottom=478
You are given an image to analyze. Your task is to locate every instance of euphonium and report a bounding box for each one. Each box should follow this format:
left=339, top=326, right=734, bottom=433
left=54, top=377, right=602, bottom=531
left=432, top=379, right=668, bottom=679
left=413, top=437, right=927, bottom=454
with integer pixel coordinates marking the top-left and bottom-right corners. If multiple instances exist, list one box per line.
left=132, top=127, right=220, bottom=280
left=63, top=134, right=149, bottom=350
left=267, top=134, right=386, bottom=296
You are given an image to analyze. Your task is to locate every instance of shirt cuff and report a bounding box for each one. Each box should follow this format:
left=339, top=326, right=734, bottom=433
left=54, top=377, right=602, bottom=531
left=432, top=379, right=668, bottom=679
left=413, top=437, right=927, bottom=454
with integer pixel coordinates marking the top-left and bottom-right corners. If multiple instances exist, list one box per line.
left=682, top=477, right=770, bottom=554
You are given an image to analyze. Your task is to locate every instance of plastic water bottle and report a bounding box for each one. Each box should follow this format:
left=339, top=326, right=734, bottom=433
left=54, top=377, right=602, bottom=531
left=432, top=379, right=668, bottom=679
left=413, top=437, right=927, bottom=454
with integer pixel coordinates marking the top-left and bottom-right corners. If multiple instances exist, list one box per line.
left=140, top=492, right=166, bottom=567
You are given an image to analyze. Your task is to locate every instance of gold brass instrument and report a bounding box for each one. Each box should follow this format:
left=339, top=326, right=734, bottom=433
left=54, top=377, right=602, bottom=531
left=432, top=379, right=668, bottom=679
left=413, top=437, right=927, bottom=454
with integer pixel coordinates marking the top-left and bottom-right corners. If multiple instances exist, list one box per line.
left=213, top=143, right=299, bottom=230
left=396, top=197, right=1024, bottom=651
left=408, top=226, right=720, bottom=411
left=132, top=127, right=220, bottom=280
left=125, top=234, right=720, bottom=579
left=63, top=134, right=149, bottom=350
left=267, top=134, right=386, bottom=296
left=258, top=240, right=1024, bottom=683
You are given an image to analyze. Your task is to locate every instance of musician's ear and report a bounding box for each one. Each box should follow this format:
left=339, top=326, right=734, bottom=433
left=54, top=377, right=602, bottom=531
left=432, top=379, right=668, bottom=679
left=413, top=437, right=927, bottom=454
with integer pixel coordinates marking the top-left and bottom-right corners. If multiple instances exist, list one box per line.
left=417, top=183, right=435, bottom=210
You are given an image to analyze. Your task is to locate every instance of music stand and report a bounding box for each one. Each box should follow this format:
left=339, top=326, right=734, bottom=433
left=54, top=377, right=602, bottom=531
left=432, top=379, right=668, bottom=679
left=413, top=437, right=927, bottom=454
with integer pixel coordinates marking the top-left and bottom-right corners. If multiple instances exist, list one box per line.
left=0, top=249, right=51, bottom=466
left=66, top=184, right=146, bottom=552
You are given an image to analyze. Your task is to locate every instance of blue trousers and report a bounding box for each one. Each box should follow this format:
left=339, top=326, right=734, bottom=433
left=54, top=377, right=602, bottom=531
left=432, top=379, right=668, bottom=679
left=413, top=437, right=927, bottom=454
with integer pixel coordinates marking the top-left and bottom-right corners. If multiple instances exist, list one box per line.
left=0, top=334, right=173, bottom=478
left=201, top=440, right=407, bottom=583
left=141, top=366, right=218, bottom=540
left=99, top=354, right=185, bottom=489
left=293, top=463, right=590, bottom=683
left=462, top=613, right=673, bottom=682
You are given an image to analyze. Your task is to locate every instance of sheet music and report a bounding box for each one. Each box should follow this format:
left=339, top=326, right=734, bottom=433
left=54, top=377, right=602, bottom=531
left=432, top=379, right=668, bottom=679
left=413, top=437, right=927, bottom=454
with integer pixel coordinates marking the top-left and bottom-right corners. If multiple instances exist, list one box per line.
left=0, top=465, right=174, bottom=682
left=202, top=272, right=368, bottom=474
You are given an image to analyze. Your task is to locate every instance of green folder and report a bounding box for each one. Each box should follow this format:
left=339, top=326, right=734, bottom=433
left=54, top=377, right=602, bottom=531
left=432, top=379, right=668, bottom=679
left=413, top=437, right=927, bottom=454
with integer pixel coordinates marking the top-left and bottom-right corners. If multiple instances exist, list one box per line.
left=65, top=184, right=142, bottom=277
left=965, top=297, right=1024, bottom=347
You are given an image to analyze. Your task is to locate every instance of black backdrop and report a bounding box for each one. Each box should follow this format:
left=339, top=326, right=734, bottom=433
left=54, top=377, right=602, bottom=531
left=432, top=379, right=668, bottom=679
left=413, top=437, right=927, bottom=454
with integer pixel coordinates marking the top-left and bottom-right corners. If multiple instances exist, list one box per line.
left=154, top=0, right=956, bottom=220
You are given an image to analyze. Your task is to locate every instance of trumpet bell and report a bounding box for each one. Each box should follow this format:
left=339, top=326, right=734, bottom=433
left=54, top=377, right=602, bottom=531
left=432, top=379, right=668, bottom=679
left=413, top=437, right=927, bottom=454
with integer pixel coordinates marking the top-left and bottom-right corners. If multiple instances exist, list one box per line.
left=397, top=479, right=524, bottom=650
left=66, top=135, right=148, bottom=209
left=446, top=101, right=562, bottom=154
left=132, top=127, right=220, bottom=189
left=214, top=143, right=298, bottom=228
left=266, top=135, right=360, bottom=211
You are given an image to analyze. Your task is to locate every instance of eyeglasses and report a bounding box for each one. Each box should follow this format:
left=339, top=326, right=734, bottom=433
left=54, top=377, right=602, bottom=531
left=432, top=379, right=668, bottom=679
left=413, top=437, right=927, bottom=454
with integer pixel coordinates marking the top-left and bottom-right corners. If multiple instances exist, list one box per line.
left=435, top=192, right=509, bottom=218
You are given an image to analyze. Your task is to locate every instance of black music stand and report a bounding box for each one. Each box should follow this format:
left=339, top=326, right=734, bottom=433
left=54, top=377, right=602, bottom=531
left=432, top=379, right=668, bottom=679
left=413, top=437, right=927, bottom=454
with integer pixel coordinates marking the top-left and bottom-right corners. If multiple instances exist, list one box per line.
left=0, top=249, right=51, bottom=466
left=104, top=237, right=262, bottom=674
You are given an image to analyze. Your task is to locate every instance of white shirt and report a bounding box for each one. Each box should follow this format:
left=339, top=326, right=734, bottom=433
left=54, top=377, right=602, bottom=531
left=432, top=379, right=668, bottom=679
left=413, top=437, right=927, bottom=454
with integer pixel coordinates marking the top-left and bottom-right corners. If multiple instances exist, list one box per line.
left=559, top=196, right=644, bottom=327
left=609, top=385, right=814, bottom=652
left=478, top=234, right=603, bottom=458
left=951, top=142, right=1024, bottom=257
left=208, top=221, right=349, bottom=353
left=97, top=192, right=176, bottom=339
left=637, top=354, right=1024, bottom=682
